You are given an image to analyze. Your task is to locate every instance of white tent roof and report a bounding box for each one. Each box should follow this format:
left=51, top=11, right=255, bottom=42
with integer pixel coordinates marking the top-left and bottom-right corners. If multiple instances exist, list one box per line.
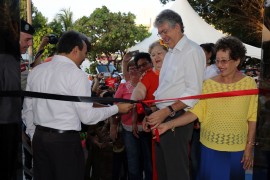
left=129, top=0, right=261, bottom=59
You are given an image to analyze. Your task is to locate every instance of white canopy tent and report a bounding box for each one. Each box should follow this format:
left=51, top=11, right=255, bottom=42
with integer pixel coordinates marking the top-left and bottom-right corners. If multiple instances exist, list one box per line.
left=129, top=0, right=262, bottom=59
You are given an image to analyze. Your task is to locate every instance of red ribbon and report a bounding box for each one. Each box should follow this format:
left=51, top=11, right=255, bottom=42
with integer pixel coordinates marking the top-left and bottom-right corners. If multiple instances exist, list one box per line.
left=154, top=128, right=160, bottom=142
left=136, top=103, right=144, bottom=114
left=143, top=89, right=259, bottom=104
left=136, top=89, right=259, bottom=143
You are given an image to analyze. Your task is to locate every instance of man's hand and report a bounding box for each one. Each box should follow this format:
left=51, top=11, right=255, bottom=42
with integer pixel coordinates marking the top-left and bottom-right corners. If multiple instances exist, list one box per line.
left=142, top=117, right=151, bottom=132
left=32, top=36, right=50, bottom=68
left=117, top=103, right=134, bottom=114
left=39, top=36, right=49, bottom=49
left=147, top=108, right=169, bottom=129
left=155, top=122, right=170, bottom=136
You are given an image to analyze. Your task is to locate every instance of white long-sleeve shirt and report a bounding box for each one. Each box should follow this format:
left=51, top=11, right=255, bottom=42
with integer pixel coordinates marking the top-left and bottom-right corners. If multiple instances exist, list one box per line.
left=154, top=35, right=206, bottom=109
left=204, top=64, right=220, bottom=80
left=22, top=55, right=118, bottom=139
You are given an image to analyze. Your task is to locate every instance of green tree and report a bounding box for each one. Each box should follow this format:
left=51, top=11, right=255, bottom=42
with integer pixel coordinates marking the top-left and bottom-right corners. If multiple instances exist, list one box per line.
left=48, top=19, right=63, bottom=36
left=73, top=6, right=150, bottom=70
left=81, top=5, right=151, bottom=53
left=89, top=61, right=98, bottom=74
left=20, top=1, right=58, bottom=60
left=56, top=8, right=74, bottom=31
left=159, top=0, right=263, bottom=47
left=187, top=0, right=263, bottom=47
left=32, top=6, right=47, bottom=32
left=20, top=0, right=27, bottom=19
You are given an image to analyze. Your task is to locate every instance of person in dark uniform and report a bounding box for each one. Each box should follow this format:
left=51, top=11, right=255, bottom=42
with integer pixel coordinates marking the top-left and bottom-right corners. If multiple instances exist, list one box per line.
left=0, top=12, right=21, bottom=180
left=20, top=19, right=36, bottom=180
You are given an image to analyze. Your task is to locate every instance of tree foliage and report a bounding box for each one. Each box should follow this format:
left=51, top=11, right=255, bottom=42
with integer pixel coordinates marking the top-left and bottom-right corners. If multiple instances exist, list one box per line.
left=20, top=0, right=58, bottom=60
left=56, top=8, right=74, bottom=31
left=160, top=0, right=263, bottom=47
left=20, top=0, right=27, bottom=19
left=188, top=0, right=263, bottom=47
left=73, top=6, right=150, bottom=63
left=20, top=4, right=150, bottom=70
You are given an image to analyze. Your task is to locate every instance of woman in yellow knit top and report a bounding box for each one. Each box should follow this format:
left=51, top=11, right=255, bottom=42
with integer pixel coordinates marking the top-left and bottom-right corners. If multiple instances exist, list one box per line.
left=153, top=36, right=258, bottom=180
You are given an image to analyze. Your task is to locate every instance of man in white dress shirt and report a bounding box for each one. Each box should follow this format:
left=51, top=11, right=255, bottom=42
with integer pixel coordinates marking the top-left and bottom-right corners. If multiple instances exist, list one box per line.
left=22, top=30, right=133, bottom=180
left=146, top=10, right=206, bottom=180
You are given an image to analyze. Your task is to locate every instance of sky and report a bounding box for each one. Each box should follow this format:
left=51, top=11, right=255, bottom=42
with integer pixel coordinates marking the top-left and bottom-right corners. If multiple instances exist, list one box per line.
left=31, top=0, right=173, bottom=26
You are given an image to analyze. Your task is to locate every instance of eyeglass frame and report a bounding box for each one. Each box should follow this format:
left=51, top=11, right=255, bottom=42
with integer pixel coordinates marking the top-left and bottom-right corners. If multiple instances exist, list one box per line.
left=215, top=59, right=233, bottom=65
left=157, top=28, right=170, bottom=38
left=137, top=61, right=150, bottom=69
left=128, top=66, right=138, bottom=71
left=157, top=24, right=175, bottom=38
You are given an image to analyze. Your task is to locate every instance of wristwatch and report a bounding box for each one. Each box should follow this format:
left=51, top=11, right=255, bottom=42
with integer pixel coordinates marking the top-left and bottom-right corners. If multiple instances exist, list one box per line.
left=168, top=105, right=176, bottom=117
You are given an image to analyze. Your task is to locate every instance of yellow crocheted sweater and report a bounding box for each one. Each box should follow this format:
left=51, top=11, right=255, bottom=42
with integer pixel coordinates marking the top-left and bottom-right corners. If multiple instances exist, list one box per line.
left=189, top=76, right=258, bottom=151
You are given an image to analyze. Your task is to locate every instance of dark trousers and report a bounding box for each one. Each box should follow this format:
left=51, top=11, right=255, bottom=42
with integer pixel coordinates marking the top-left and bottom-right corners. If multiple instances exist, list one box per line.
left=32, top=128, right=84, bottom=180
left=112, top=150, right=128, bottom=180
left=253, top=149, right=270, bottom=180
left=155, top=111, right=193, bottom=180
left=0, top=123, right=20, bottom=180
left=90, top=144, right=113, bottom=180
left=190, top=128, right=201, bottom=180
left=22, top=124, right=33, bottom=180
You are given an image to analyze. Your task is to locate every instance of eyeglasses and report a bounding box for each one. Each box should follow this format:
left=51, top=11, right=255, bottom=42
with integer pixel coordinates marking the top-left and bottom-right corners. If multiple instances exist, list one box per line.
left=157, top=28, right=170, bottom=38
left=215, top=59, right=232, bottom=65
left=137, top=62, right=150, bottom=69
left=128, top=67, right=138, bottom=71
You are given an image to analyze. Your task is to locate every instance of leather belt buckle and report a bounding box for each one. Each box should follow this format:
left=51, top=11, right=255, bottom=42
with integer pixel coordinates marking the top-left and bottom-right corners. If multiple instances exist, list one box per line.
left=36, top=125, right=78, bottom=134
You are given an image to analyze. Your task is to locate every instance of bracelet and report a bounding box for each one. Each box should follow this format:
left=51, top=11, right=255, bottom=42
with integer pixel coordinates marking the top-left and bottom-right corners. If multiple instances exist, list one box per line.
left=247, top=141, right=255, bottom=146
left=171, top=122, right=175, bottom=132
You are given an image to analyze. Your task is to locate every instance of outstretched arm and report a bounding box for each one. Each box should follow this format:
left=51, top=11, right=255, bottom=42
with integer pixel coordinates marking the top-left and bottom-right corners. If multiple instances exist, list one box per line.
left=32, top=36, right=49, bottom=68
left=155, top=111, right=198, bottom=136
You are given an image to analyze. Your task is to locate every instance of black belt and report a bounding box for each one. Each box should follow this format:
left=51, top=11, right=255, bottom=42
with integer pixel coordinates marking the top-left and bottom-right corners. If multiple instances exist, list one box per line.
left=36, top=125, right=78, bottom=134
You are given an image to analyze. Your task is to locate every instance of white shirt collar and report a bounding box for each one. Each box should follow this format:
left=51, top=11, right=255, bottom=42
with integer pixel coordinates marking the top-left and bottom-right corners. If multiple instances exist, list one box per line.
left=52, top=55, right=77, bottom=66
left=169, top=34, right=188, bottom=53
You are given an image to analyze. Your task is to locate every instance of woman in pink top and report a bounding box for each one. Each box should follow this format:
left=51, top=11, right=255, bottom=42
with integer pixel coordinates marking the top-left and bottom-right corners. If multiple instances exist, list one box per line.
left=111, top=60, right=153, bottom=180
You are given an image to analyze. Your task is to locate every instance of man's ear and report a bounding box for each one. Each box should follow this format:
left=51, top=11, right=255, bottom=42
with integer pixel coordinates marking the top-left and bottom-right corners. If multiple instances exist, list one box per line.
left=175, top=23, right=181, bottom=32
left=71, top=46, right=79, bottom=55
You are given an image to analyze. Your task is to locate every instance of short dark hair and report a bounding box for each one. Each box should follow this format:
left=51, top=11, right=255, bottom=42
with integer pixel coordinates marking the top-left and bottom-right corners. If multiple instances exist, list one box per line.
left=154, top=9, right=184, bottom=33
left=215, top=36, right=246, bottom=69
left=57, top=30, right=86, bottom=54
left=80, top=34, right=91, bottom=52
left=200, top=43, right=216, bottom=63
left=133, top=52, right=151, bottom=66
